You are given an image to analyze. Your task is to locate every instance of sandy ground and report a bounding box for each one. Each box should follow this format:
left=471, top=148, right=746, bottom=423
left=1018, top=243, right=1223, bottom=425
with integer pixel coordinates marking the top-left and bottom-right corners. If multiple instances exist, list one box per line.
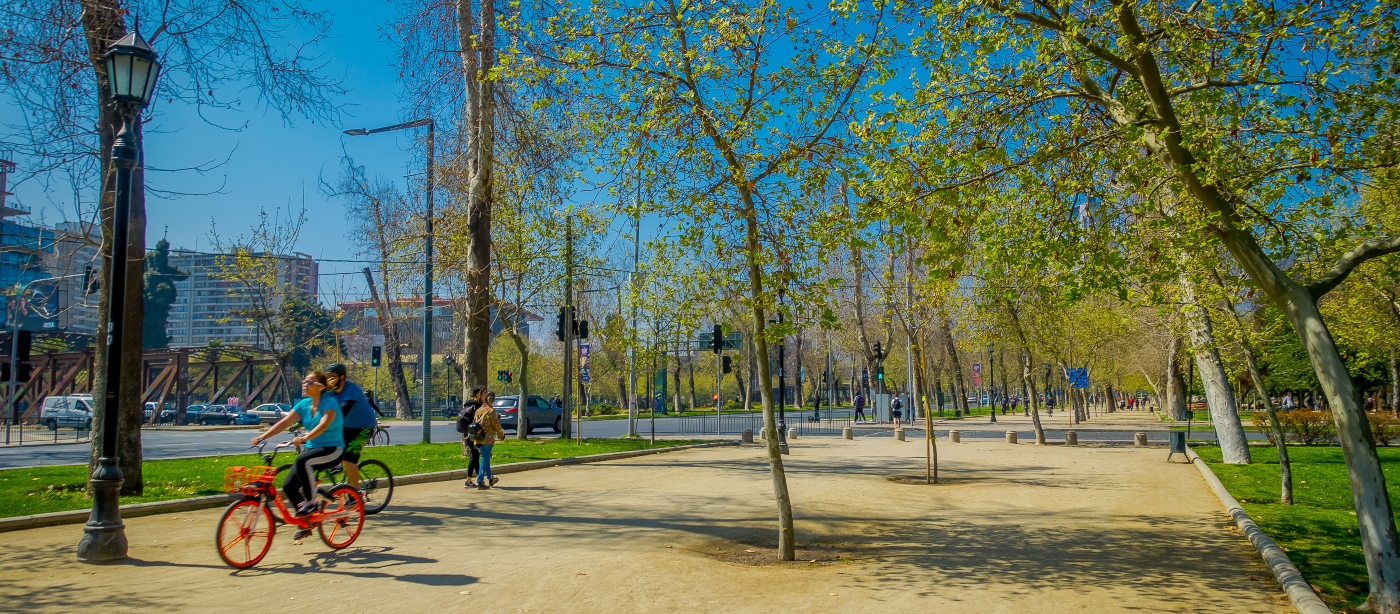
left=0, top=437, right=1288, bottom=613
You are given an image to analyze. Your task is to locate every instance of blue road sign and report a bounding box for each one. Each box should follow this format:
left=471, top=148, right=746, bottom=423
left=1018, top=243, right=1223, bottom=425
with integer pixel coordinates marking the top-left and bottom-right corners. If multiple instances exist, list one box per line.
left=1067, top=367, right=1089, bottom=389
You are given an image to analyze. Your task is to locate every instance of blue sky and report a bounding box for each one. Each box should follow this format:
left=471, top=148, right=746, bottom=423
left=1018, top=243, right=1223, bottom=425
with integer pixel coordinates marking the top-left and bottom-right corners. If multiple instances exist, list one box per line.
left=4, top=0, right=421, bottom=304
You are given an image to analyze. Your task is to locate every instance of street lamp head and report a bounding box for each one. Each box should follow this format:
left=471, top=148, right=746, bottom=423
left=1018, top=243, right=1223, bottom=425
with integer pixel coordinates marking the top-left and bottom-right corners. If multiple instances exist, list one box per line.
left=102, top=32, right=160, bottom=108
left=343, top=128, right=370, bottom=136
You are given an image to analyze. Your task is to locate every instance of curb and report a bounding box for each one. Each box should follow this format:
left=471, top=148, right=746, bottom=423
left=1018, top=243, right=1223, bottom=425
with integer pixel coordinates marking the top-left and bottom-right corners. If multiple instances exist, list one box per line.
left=0, top=440, right=740, bottom=534
left=141, top=425, right=262, bottom=432
left=1187, top=447, right=1331, bottom=614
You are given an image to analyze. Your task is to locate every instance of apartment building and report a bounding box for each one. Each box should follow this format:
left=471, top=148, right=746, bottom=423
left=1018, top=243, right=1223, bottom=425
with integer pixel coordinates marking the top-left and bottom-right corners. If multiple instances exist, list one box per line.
left=165, top=249, right=319, bottom=348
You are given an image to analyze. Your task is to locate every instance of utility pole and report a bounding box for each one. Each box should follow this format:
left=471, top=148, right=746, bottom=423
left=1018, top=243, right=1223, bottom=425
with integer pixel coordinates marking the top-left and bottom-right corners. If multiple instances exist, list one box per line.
left=627, top=176, right=641, bottom=438
left=713, top=324, right=723, bottom=435
left=987, top=343, right=996, bottom=423
left=776, top=288, right=789, bottom=454
left=562, top=215, right=574, bottom=440
left=420, top=120, right=435, bottom=444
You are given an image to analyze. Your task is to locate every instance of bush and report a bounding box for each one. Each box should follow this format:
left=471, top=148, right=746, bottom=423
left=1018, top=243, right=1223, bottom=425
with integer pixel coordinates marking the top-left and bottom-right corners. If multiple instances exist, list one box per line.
left=1369, top=411, right=1400, bottom=447
left=724, top=400, right=748, bottom=411
left=588, top=402, right=621, bottom=416
left=1253, top=410, right=1335, bottom=446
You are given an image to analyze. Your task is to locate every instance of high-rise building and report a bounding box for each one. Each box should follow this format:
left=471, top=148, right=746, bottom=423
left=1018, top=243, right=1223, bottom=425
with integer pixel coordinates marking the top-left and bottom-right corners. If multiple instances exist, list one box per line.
left=47, top=221, right=100, bottom=336
left=164, top=249, right=318, bottom=348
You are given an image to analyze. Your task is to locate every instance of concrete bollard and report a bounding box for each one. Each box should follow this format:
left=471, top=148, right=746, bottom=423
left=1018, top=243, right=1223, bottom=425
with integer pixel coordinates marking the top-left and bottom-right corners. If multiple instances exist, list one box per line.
left=787, top=428, right=797, bottom=440
left=895, top=429, right=906, bottom=441
left=1006, top=431, right=1018, bottom=444
left=758, top=428, right=766, bottom=441
left=1065, top=431, right=1078, bottom=446
left=842, top=427, right=853, bottom=440
left=741, top=429, right=753, bottom=443
left=950, top=430, right=961, bottom=443
left=1134, top=432, right=1147, bottom=447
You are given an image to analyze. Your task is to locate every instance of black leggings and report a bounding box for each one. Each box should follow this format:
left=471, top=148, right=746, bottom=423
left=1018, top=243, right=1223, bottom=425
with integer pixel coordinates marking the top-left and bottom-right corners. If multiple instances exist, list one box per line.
left=464, top=438, right=481, bottom=477
left=284, top=446, right=343, bottom=511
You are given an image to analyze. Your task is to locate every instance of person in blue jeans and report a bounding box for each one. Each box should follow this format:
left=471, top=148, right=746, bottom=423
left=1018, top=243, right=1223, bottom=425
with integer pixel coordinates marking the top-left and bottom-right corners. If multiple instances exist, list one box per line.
left=470, top=392, right=506, bottom=489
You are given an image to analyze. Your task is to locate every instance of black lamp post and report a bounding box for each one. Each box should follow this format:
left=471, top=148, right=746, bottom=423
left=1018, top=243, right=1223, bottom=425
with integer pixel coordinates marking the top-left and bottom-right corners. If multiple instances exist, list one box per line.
left=78, top=31, right=160, bottom=563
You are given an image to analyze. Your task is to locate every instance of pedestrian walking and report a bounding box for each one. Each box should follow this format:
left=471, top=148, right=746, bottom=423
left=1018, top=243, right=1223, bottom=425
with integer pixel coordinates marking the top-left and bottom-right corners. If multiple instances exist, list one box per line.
left=458, top=386, right=486, bottom=488
left=470, top=392, right=506, bottom=490
left=891, top=395, right=903, bottom=429
left=854, top=393, right=867, bottom=423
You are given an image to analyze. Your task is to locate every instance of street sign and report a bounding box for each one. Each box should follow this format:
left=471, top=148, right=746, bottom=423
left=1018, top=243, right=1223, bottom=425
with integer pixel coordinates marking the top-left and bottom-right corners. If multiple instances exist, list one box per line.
left=972, top=363, right=983, bottom=387
left=1067, top=367, right=1089, bottom=389
left=724, top=332, right=742, bottom=350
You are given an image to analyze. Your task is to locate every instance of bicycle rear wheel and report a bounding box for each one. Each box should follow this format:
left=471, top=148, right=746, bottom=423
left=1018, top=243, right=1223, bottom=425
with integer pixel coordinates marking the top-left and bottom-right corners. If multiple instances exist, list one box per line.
left=370, top=427, right=390, bottom=447
left=318, top=485, right=365, bottom=549
left=216, top=497, right=275, bottom=568
left=356, top=459, right=394, bottom=515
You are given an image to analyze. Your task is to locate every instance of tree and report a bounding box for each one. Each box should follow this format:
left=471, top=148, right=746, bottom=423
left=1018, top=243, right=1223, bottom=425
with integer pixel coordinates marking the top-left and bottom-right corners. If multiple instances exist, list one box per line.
left=142, top=238, right=186, bottom=349
left=277, top=290, right=335, bottom=374
left=886, top=2, right=1400, bottom=606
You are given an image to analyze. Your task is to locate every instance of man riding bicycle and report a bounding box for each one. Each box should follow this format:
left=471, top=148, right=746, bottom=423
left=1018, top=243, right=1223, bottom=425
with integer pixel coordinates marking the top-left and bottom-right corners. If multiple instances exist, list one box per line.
left=326, top=363, right=378, bottom=490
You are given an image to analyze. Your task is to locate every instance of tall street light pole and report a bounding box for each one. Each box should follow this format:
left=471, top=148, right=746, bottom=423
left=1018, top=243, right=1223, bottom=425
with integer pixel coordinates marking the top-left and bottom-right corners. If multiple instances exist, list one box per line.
left=79, top=31, right=161, bottom=563
left=345, top=118, right=435, bottom=443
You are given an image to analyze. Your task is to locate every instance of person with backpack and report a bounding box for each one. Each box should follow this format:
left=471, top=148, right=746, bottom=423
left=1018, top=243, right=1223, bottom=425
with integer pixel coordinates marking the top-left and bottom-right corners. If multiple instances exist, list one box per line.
left=854, top=393, right=867, bottom=423
left=458, top=386, right=486, bottom=489
left=891, top=395, right=903, bottom=429
left=468, top=391, right=506, bottom=489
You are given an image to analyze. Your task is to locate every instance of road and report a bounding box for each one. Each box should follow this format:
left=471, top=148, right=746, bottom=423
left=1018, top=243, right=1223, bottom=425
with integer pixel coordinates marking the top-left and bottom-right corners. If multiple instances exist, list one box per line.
left=0, top=412, right=1261, bottom=469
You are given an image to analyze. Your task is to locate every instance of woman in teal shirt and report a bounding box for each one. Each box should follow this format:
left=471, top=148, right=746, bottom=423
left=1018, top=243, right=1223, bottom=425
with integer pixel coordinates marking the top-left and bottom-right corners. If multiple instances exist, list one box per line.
left=253, top=371, right=343, bottom=533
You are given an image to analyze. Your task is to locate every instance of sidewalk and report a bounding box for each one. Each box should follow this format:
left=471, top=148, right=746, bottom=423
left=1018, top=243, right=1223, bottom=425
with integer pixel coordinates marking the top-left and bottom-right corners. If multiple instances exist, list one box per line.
left=0, top=436, right=1287, bottom=613
left=856, top=407, right=1176, bottom=432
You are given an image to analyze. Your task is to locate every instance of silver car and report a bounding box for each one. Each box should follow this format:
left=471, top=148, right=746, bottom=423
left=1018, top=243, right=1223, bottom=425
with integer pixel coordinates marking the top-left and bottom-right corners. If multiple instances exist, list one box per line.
left=494, top=395, right=563, bottom=433
left=248, top=403, right=290, bottom=424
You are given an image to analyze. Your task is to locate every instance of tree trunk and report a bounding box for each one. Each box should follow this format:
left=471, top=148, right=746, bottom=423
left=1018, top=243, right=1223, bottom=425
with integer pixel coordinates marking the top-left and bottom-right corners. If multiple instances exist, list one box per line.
left=508, top=331, right=529, bottom=440
left=687, top=353, right=697, bottom=411
left=82, top=3, right=144, bottom=495
left=740, top=185, right=794, bottom=561
left=1242, top=343, right=1292, bottom=503
left=1181, top=280, right=1250, bottom=464
left=1391, top=350, right=1398, bottom=416
left=1022, top=351, right=1046, bottom=445
left=942, top=321, right=970, bottom=416
left=459, top=0, right=495, bottom=397
left=1166, top=335, right=1189, bottom=420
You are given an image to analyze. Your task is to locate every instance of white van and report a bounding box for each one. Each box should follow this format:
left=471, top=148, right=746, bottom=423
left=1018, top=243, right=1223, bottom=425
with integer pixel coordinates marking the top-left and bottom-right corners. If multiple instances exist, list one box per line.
left=39, top=395, right=94, bottom=430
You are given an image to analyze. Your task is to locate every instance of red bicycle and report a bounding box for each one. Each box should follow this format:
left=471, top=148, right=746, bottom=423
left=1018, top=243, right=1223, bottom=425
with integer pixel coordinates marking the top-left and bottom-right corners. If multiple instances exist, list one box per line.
left=215, top=440, right=366, bottom=568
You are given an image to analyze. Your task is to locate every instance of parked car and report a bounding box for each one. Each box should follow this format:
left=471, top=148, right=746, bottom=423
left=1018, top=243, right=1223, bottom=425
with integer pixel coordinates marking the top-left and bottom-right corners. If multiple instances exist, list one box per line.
left=247, top=403, right=290, bottom=424
left=143, top=402, right=176, bottom=424
left=190, top=405, right=259, bottom=426
left=39, top=395, right=94, bottom=430
left=184, top=404, right=210, bottom=423
left=493, top=395, right=562, bottom=433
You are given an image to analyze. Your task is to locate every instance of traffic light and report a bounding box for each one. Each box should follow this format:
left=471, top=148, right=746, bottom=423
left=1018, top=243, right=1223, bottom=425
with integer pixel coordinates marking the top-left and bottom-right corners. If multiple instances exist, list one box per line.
left=873, top=341, right=883, bottom=361
left=496, top=369, right=505, bottom=382
left=16, top=363, right=31, bottom=382
left=83, top=264, right=99, bottom=295
left=555, top=307, right=566, bottom=341
left=711, top=324, right=723, bottom=353
left=371, top=345, right=382, bottom=367
left=876, top=366, right=885, bottom=381
left=505, top=370, right=513, bottom=383
left=722, top=356, right=732, bottom=374
left=15, top=330, right=31, bottom=363
left=576, top=319, right=589, bottom=340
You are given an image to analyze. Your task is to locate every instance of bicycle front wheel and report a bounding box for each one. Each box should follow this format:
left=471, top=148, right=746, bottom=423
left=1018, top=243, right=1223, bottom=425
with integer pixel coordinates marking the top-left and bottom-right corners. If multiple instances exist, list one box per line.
left=216, top=497, right=275, bottom=568
left=318, top=485, right=365, bottom=549
left=371, top=428, right=390, bottom=447
left=356, top=459, right=394, bottom=515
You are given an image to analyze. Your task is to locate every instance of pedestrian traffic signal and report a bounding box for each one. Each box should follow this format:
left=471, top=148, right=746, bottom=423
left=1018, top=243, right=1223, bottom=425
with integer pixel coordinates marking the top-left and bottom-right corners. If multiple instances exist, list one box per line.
left=83, top=264, right=99, bottom=295
left=711, top=324, right=723, bottom=354
left=873, top=341, right=883, bottom=361
left=722, top=356, right=732, bottom=374
left=876, top=366, right=885, bottom=381
left=371, top=345, right=382, bottom=367
left=556, top=306, right=582, bottom=341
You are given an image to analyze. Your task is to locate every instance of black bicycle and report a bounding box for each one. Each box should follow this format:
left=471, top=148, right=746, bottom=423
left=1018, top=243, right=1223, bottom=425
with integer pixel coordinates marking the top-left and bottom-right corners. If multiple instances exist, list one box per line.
left=275, top=428, right=395, bottom=515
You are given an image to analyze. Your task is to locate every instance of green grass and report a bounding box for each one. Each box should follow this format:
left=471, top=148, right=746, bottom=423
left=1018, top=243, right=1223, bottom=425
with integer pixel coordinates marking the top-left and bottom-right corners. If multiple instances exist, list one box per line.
left=583, top=409, right=762, bottom=420
left=1196, top=445, right=1400, bottom=610
left=0, top=437, right=706, bottom=519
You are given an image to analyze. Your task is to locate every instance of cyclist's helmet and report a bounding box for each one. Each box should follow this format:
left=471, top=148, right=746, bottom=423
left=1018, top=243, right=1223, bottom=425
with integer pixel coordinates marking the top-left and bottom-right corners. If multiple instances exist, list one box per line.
left=327, top=363, right=348, bottom=376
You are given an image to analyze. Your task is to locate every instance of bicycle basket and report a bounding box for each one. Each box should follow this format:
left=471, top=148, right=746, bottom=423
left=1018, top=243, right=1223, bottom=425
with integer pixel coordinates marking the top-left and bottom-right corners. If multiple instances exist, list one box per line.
left=224, top=466, right=277, bottom=493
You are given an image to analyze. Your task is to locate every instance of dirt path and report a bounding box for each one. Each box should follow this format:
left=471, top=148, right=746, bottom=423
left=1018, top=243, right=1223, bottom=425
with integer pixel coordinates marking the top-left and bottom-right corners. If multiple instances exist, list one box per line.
left=0, top=438, right=1287, bottom=613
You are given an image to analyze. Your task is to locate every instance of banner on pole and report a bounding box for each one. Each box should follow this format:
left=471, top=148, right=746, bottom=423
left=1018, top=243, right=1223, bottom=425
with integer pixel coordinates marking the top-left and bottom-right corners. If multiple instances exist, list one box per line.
left=579, top=343, right=591, bottom=382
left=971, top=363, right=983, bottom=387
